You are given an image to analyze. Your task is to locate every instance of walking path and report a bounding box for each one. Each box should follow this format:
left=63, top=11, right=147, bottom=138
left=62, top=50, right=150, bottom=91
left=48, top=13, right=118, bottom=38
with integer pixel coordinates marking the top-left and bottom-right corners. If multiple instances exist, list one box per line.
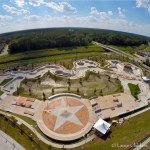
left=133, top=137, right=150, bottom=150
left=124, top=107, right=150, bottom=120
left=0, top=130, right=25, bottom=150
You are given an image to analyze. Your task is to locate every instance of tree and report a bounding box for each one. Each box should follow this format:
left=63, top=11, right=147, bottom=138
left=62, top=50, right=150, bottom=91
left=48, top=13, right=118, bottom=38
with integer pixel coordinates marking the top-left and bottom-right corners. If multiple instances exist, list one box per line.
left=17, top=87, right=20, bottom=95
left=108, top=76, right=111, bottom=82
left=10, top=116, right=17, bottom=127
left=19, top=124, right=24, bottom=135
left=29, top=134, right=33, bottom=141
left=43, top=92, right=46, bottom=101
left=67, top=78, right=71, bottom=86
left=99, top=89, right=103, bottom=96
left=79, top=78, right=83, bottom=86
left=37, top=77, right=41, bottom=85
left=51, top=88, right=54, bottom=95
left=94, top=88, right=97, bottom=94
left=145, top=58, right=150, bottom=67
left=77, top=88, right=80, bottom=95
left=24, top=77, right=28, bottom=84
left=68, top=86, right=70, bottom=92
left=29, top=88, right=31, bottom=95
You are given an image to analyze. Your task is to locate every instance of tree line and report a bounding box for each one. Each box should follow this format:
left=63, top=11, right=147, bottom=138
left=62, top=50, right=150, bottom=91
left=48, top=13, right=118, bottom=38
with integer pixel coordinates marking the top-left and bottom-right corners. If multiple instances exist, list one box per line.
left=1, top=28, right=148, bottom=53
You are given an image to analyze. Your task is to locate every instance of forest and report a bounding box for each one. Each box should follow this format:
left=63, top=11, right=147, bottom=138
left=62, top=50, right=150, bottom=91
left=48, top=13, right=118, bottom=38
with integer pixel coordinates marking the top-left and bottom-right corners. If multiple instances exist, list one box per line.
left=0, top=28, right=149, bottom=53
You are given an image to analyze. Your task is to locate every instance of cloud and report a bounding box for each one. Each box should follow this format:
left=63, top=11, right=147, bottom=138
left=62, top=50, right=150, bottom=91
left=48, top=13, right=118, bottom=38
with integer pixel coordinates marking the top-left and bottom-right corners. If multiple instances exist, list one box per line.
left=28, top=0, right=43, bottom=7
left=90, top=7, right=113, bottom=19
left=28, top=0, right=77, bottom=13
left=24, top=15, right=41, bottom=21
left=43, top=1, right=77, bottom=13
left=1, top=14, right=150, bottom=36
left=2, top=4, right=30, bottom=16
left=136, top=0, right=150, bottom=12
left=117, top=7, right=125, bottom=17
left=13, top=0, right=25, bottom=8
left=0, top=15, right=12, bottom=22
left=0, top=4, right=150, bottom=36
left=2, top=5, right=21, bottom=15
left=21, top=9, right=30, bottom=14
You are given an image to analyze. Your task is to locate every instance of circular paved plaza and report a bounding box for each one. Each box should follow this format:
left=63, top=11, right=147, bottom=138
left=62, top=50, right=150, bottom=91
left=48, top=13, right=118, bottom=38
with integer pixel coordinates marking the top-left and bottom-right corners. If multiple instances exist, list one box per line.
left=37, top=94, right=96, bottom=141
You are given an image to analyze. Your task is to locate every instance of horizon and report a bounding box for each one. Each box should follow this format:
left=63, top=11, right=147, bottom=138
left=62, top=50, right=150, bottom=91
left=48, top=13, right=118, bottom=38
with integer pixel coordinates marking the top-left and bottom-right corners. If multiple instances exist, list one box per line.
left=0, top=0, right=150, bottom=36
left=1, top=27, right=150, bottom=38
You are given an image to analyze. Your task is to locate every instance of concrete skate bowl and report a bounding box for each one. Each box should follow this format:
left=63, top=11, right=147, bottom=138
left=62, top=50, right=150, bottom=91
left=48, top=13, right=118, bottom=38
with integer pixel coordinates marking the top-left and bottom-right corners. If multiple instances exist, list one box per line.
left=55, top=70, right=72, bottom=77
left=77, top=61, right=84, bottom=66
left=123, top=64, right=133, bottom=74
left=37, top=93, right=95, bottom=142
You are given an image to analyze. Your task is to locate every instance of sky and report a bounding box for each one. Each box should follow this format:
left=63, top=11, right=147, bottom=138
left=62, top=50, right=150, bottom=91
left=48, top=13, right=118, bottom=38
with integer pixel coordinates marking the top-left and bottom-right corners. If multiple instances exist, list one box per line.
left=0, top=0, right=150, bottom=36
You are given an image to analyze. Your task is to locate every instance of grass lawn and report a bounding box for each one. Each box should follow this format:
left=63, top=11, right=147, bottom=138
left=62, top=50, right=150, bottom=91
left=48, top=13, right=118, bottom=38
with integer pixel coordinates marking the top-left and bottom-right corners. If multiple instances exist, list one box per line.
left=73, top=110, right=150, bottom=150
left=128, top=83, right=141, bottom=100
left=0, top=113, right=58, bottom=150
left=111, top=43, right=150, bottom=55
left=0, top=45, right=105, bottom=68
left=0, top=90, right=4, bottom=96
left=0, top=78, right=13, bottom=86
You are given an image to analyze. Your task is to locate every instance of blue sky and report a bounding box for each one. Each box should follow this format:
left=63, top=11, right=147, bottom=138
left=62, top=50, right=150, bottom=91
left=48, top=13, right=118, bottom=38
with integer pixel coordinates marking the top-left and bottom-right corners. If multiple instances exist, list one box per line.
left=0, top=0, right=150, bottom=36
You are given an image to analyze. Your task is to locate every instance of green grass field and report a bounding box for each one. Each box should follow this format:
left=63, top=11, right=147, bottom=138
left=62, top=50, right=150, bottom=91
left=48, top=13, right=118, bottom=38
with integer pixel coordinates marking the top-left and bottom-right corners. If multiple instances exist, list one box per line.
left=128, top=83, right=141, bottom=100
left=111, top=43, right=150, bottom=55
left=0, top=113, right=58, bottom=150
left=0, top=90, right=3, bottom=96
left=0, top=45, right=105, bottom=68
left=73, top=110, right=150, bottom=150
left=0, top=78, right=13, bottom=86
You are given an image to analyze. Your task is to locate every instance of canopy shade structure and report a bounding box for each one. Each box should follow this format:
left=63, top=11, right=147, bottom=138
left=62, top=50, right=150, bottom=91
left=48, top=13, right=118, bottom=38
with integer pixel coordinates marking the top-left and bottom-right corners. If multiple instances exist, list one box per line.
left=142, top=76, right=150, bottom=82
left=93, top=118, right=111, bottom=135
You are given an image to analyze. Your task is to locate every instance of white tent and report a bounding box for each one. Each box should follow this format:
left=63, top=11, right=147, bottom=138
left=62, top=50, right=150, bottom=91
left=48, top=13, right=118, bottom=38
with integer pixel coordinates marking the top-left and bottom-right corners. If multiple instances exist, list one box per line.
left=93, top=118, right=111, bottom=135
left=142, top=76, right=150, bottom=82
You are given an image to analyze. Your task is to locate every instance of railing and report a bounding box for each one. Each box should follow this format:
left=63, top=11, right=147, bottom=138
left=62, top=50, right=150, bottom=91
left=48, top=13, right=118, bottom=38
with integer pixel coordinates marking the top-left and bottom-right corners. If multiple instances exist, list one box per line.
left=48, top=93, right=81, bottom=100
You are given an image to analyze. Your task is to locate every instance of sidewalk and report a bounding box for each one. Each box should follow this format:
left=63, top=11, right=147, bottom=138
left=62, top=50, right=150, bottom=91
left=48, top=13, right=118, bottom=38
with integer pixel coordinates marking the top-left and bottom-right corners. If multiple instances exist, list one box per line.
left=133, top=137, right=150, bottom=150
left=0, top=130, right=25, bottom=150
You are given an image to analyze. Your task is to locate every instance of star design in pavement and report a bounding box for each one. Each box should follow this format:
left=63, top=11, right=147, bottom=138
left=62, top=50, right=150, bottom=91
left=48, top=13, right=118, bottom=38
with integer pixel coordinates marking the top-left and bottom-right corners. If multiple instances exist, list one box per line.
left=44, top=99, right=84, bottom=131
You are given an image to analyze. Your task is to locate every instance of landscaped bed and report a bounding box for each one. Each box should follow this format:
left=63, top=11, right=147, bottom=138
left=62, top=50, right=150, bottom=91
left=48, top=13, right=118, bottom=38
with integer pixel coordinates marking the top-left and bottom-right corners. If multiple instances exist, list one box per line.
left=0, top=78, right=13, bottom=86
left=128, top=83, right=141, bottom=100
left=16, top=71, right=123, bottom=99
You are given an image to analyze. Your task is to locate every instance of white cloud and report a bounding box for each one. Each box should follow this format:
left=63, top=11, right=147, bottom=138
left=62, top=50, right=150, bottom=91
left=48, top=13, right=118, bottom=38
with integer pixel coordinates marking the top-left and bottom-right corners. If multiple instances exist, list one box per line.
left=0, top=15, right=12, bottom=22
left=90, top=7, right=113, bottom=19
left=29, top=0, right=43, bottom=7
left=28, top=0, right=77, bottom=13
left=2, top=5, right=21, bottom=15
left=2, top=4, right=30, bottom=15
left=24, top=15, right=41, bottom=21
left=0, top=5, right=150, bottom=36
left=136, top=0, right=150, bottom=12
left=117, top=7, right=125, bottom=17
left=13, top=0, right=25, bottom=8
left=1, top=14, right=150, bottom=36
left=43, top=1, right=77, bottom=13
left=21, top=9, right=30, bottom=14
